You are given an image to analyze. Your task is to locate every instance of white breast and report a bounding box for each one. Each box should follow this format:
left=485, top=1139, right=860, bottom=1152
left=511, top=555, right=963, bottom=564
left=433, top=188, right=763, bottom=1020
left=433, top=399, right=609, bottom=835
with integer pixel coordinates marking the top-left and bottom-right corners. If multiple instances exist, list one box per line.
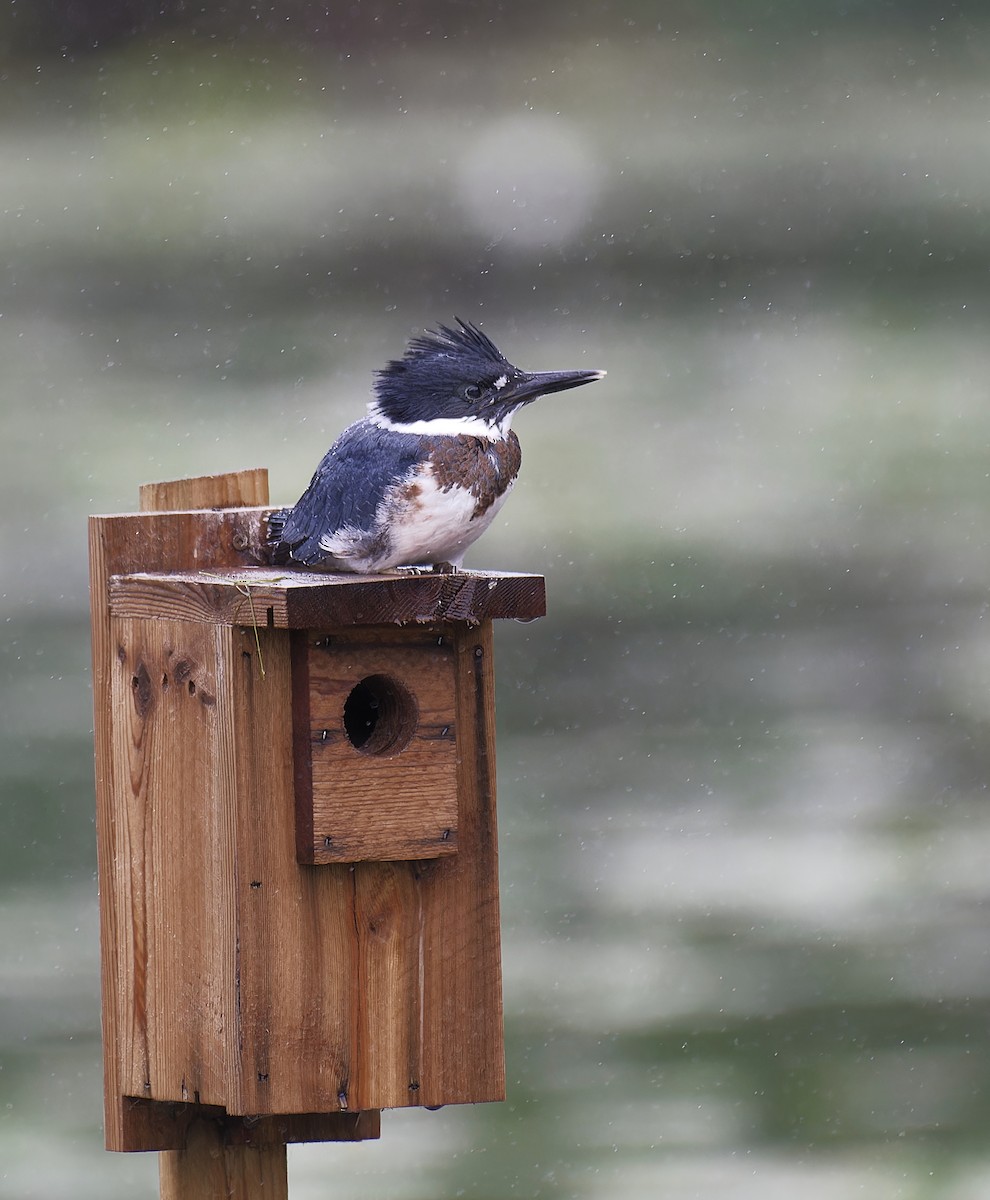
left=379, top=468, right=514, bottom=571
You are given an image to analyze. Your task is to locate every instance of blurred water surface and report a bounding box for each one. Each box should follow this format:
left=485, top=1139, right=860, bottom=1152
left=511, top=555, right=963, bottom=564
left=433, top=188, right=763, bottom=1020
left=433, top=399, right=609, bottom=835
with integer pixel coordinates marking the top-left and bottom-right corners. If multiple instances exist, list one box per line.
left=4, top=9, right=990, bottom=1198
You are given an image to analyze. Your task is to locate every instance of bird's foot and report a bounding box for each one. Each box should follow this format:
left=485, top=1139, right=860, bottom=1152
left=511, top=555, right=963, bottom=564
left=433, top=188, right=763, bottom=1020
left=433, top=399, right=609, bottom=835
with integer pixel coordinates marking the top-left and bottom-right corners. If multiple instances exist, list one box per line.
left=396, top=561, right=459, bottom=576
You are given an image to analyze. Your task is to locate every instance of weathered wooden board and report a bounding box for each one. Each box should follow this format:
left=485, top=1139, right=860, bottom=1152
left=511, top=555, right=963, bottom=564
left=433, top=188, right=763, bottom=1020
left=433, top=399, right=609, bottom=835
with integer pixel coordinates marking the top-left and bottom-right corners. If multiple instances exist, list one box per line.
left=118, top=1098, right=378, bottom=1152
left=109, top=615, right=239, bottom=1106
left=293, top=628, right=459, bottom=863
left=337, top=622, right=505, bottom=1110
left=417, top=622, right=505, bottom=1106
left=158, top=1115, right=288, bottom=1200
left=226, top=621, right=359, bottom=1118
left=107, top=563, right=547, bottom=628
left=139, top=468, right=270, bottom=513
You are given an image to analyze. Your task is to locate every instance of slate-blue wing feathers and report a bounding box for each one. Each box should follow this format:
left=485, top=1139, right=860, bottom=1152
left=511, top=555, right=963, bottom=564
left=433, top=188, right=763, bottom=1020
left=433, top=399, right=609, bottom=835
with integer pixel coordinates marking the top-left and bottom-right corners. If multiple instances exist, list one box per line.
left=269, top=419, right=423, bottom=566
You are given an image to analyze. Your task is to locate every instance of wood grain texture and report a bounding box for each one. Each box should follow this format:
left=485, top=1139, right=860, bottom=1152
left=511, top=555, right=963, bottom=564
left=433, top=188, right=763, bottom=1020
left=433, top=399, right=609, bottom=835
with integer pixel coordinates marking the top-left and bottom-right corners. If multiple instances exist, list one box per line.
left=95, top=509, right=273, bottom=575
left=228, top=624, right=358, bottom=1118
left=118, top=1099, right=379, bottom=1151
left=158, top=1117, right=287, bottom=1200
left=417, top=622, right=505, bottom=1106
left=140, top=468, right=269, bottom=512
left=351, top=860, right=425, bottom=1107
left=108, top=564, right=547, bottom=627
left=296, top=628, right=459, bottom=863
left=344, top=621, right=505, bottom=1111
left=110, top=616, right=240, bottom=1107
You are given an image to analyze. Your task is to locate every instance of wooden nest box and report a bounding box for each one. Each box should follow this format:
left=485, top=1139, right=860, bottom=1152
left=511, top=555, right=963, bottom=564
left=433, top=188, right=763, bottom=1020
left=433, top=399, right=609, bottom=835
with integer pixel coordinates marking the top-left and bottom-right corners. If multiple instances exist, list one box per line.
left=88, top=468, right=544, bottom=1187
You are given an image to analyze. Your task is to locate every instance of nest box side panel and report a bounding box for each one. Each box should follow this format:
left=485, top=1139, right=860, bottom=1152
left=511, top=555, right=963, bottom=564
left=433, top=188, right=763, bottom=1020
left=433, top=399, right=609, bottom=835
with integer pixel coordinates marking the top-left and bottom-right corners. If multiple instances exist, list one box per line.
left=108, top=615, right=241, bottom=1110
left=90, top=500, right=271, bottom=1150
left=294, top=628, right=459, bottom=864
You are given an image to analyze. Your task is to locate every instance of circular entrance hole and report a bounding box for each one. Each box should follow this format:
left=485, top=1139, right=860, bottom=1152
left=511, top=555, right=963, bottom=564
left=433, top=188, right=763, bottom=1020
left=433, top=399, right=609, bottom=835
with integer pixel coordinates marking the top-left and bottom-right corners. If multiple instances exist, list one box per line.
left=342, top=674, right=418, bottom=756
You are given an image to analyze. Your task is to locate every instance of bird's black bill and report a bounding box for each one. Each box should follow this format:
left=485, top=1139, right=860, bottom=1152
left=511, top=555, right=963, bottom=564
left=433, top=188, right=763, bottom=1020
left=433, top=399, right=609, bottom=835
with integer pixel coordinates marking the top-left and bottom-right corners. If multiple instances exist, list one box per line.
left=500, top=368, right=606, bottom=408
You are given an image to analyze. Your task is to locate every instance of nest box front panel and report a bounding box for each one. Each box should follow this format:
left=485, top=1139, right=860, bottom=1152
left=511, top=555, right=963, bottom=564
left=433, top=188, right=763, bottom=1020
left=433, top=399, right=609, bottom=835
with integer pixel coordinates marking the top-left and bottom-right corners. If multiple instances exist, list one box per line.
left=292, top=628, right=459, bottom=864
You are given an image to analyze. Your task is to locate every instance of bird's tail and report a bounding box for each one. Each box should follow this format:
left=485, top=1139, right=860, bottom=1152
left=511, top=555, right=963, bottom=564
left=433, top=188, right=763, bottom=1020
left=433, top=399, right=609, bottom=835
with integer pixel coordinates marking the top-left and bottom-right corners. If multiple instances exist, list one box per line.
left=266, top=507, right=291, bottom=564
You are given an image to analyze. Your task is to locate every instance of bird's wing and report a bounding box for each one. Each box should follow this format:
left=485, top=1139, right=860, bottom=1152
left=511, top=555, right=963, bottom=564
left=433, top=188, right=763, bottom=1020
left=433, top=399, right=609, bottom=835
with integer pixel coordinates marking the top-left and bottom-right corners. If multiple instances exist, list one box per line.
left=274, top=419, right=423, bottom=566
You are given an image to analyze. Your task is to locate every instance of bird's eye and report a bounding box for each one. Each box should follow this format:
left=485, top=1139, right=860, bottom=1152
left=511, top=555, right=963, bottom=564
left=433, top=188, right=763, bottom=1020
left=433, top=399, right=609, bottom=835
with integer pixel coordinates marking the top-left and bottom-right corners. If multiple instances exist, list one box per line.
left=463, top=384, right=483, bottom=401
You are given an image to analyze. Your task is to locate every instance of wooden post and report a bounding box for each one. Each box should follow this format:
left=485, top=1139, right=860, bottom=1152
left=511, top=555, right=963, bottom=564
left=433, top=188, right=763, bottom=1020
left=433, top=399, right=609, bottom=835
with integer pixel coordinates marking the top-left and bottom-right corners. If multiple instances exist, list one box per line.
left=89, top=469, right=545, bottom=1198
left=158, top=1116, right=288, bottom=1200
left=145, top=472, right=284, bottom=1199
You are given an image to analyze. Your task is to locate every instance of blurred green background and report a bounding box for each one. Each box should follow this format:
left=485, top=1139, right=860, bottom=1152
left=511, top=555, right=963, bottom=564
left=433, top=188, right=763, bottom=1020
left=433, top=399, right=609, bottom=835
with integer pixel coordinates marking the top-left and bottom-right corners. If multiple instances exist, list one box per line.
left=5, top=1, right=990, bottom=1197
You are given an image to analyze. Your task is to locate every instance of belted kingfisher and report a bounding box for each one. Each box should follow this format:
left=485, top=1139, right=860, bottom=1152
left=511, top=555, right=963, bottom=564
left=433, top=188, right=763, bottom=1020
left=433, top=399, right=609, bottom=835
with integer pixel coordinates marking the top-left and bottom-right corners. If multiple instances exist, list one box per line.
left=268, top=319, right=604, bottom=573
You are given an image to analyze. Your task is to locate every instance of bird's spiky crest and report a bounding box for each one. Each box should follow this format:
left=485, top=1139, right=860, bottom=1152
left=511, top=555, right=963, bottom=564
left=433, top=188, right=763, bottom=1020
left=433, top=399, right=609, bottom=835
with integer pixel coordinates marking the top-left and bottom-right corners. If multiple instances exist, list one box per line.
left=377, top=317, right=510, bottom=384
